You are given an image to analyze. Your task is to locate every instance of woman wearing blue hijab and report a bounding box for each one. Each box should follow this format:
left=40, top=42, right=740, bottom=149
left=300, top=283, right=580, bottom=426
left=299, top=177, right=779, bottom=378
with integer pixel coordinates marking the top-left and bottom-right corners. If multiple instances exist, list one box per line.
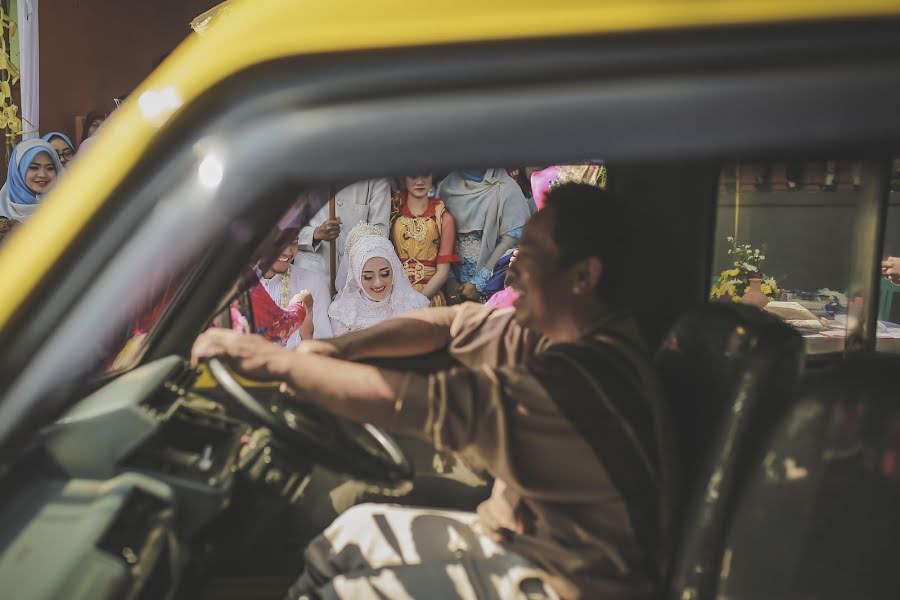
left=0, top=138, right=63, bottom=222
left=42, top=132, right=76, bottom=169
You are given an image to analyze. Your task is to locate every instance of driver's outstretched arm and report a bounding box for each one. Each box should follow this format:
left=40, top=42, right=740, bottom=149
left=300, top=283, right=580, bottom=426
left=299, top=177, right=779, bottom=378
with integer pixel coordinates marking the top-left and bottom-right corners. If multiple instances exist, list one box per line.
left=191, top=329, right=410, bottom=425
left=276, top=353, right=408, bottom=425
left=192, top=304, right=539, bottom=427
left=316, top=306, right=460, bottom=361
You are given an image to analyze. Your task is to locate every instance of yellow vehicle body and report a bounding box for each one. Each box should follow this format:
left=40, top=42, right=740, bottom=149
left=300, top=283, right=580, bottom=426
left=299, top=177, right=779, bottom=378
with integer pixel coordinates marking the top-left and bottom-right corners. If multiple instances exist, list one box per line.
left=1, top=4, right=900, bottom=599
left=2, top=0, right=900, bottom=328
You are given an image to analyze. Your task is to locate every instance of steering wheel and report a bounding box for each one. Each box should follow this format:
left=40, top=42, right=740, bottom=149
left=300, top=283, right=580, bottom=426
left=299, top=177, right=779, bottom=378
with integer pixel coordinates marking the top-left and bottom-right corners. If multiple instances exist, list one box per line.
left=207, top=358, right=412, bottom=487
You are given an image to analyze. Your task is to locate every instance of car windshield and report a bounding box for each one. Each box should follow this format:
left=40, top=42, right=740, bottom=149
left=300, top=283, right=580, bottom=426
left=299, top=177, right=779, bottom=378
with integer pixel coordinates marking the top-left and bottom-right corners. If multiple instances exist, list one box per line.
left=105, top=192, right=328, bottom=373
left=102, top=166, right=602, bottom=373
left=103, top=157, right=900, bottom=374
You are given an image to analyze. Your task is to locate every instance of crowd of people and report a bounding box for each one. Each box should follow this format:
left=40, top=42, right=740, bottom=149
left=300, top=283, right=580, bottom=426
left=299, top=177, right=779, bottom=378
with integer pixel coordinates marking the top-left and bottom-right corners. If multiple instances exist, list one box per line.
left=0, top=110, right=108, bottom=240
left=231, top=165, right=608, bottom=349
left=0, top=114, right=602, bottom=345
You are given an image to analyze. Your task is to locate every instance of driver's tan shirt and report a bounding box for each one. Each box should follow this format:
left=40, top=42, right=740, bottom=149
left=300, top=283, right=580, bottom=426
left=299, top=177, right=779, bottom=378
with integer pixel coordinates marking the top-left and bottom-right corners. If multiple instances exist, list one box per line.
left=388, top=303, right=672, bottom=600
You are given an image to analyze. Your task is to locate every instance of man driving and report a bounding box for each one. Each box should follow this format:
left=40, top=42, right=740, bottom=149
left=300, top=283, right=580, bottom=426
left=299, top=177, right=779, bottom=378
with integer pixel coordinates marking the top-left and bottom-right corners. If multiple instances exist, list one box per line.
left=192, top=183, right=677, bottom=600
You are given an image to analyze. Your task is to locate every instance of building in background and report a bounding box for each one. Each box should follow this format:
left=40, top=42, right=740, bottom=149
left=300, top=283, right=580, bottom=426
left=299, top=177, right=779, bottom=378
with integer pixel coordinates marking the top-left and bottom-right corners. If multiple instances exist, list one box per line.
left=37, top=0, right=221, bottom=142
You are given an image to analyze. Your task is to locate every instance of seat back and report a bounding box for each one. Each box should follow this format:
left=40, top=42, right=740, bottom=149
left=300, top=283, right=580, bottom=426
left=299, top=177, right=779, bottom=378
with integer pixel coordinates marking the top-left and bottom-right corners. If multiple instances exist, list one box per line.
left=655, top=303, right=804, bottom=600
left=716, top=355, right=900, bottom=599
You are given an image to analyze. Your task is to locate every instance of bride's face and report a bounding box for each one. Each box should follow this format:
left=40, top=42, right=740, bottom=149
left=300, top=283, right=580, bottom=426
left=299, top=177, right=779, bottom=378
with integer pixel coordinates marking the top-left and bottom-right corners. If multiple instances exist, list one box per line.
left=361, top=257, right=393, bottom=300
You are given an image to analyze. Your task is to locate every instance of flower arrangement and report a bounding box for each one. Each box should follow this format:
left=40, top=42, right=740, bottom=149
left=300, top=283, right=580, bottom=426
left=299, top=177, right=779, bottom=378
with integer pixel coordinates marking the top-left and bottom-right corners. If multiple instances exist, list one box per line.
left=710, top=236, right=780, bottom=302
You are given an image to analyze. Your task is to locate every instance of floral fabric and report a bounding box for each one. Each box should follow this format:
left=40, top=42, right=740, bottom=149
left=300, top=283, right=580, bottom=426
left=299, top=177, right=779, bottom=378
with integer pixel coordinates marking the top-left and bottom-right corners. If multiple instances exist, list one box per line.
left=247, top=282, right=307, bottom=346
left=455, top=227, right=523, bottom=293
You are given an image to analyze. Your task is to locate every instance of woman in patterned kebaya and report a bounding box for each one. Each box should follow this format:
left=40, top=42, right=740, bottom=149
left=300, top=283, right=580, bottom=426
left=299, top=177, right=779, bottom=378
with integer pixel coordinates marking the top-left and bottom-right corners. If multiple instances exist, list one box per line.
left=390, top=173, right=458, bottom=306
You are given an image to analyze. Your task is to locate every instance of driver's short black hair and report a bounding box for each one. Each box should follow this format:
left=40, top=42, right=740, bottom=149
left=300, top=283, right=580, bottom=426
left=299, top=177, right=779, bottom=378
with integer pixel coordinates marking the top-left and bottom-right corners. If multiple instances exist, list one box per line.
left=543, top=183, right=635, bottom=304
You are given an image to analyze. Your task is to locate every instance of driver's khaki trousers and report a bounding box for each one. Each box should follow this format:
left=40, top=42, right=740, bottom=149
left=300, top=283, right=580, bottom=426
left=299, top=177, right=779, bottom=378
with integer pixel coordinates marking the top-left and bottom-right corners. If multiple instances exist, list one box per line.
left=285, top=503, right=561, bottom=600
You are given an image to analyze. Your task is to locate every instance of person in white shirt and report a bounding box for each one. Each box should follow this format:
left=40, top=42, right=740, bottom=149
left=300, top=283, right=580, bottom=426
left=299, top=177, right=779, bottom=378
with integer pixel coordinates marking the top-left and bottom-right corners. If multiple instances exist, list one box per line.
left=296, top=179, right=391, bottom=291
left=258, top=236, right=334, bottom=343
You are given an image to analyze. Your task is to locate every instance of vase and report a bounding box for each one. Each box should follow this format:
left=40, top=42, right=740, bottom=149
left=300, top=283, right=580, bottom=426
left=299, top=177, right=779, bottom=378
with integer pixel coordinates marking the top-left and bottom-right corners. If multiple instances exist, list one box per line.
left=741, top=276, right=770, bottom=308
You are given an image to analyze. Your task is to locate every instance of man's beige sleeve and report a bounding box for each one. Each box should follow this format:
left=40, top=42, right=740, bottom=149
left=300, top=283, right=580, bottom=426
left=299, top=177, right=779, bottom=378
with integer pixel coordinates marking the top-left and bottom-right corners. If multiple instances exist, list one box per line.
left=446, top=303, right=547, bottom=370
left=388, top=304, right=546, bottom=453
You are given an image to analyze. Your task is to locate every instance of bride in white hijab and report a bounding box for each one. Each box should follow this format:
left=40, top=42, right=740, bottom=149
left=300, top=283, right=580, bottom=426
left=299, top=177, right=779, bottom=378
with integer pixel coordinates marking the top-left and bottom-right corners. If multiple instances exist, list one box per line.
left=328, top=223, right=429, bottom=335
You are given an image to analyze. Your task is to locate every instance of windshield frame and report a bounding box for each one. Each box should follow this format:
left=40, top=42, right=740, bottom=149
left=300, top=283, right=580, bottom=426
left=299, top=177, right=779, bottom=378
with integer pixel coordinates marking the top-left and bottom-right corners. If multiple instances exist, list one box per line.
left=2, top=19, right=899, bottom=465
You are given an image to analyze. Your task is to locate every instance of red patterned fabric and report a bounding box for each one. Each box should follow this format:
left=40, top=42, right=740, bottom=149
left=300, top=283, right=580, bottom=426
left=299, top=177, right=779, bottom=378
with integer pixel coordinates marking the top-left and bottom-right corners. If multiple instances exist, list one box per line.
left=247, top=281, right=306, bottom=345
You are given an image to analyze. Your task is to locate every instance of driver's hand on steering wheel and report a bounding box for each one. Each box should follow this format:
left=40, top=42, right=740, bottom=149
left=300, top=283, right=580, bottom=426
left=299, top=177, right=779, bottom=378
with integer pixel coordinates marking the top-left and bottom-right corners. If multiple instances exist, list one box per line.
left=192, top=328, right=286, bottom=381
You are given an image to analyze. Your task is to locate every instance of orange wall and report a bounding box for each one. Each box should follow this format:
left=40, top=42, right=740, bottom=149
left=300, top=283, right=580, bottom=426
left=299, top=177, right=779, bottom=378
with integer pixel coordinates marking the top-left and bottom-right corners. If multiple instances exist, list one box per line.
left=39, top=0, right=220, bottom=142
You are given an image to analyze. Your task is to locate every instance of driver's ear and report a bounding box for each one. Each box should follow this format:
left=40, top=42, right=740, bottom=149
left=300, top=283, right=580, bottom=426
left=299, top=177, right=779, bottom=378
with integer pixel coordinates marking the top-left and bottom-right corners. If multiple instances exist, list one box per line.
left=571, top=257, right=603, bottom=296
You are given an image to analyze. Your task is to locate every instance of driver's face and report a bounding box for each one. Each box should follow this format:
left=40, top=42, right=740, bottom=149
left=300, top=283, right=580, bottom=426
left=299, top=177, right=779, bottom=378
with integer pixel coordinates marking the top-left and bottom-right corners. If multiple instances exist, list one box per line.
left=507, top=209, right=568, bottom=333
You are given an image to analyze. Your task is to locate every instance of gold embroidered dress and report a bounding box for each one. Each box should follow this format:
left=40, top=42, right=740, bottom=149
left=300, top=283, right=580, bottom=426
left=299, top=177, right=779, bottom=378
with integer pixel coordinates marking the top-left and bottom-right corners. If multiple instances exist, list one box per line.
left=390, top=193, right=459, bottom=307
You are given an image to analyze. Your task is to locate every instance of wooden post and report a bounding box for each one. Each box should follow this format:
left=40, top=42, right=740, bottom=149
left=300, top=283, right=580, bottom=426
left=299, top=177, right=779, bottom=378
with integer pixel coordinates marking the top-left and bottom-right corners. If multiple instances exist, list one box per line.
left=329, top=194, right=337, bottom=297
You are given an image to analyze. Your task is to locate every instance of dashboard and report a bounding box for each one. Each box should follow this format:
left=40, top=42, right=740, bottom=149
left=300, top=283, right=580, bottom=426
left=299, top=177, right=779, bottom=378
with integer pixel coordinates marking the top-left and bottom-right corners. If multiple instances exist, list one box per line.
left=0, top=356, right=314, bottom=600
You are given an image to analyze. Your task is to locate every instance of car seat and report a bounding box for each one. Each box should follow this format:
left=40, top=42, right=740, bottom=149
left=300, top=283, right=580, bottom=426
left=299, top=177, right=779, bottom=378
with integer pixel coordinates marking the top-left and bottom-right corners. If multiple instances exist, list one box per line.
left=655, top=303, right=804, bottom=599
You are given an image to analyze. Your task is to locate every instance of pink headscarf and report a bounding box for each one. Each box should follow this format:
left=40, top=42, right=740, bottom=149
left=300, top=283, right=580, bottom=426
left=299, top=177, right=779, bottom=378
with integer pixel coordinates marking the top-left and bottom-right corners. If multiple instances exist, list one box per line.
left=485, top=286, right=519, bottom=308
left=530, top=164, right=607, bottom=211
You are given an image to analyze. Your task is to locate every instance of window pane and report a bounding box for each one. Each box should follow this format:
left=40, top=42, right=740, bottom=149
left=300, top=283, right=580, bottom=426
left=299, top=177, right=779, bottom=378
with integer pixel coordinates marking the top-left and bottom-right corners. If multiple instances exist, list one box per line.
left=711, top=161, right=870, bottom=354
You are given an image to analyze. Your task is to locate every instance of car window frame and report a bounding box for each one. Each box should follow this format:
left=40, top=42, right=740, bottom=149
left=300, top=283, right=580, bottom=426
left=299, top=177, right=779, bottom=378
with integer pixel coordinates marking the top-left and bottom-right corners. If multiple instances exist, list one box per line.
left=2, top=17, right=900, bottom=462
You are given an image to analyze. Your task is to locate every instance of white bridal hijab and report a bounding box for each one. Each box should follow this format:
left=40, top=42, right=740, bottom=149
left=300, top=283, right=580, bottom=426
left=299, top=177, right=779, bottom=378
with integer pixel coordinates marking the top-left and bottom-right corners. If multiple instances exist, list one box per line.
left=328, top=227, right=429, bottom=333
